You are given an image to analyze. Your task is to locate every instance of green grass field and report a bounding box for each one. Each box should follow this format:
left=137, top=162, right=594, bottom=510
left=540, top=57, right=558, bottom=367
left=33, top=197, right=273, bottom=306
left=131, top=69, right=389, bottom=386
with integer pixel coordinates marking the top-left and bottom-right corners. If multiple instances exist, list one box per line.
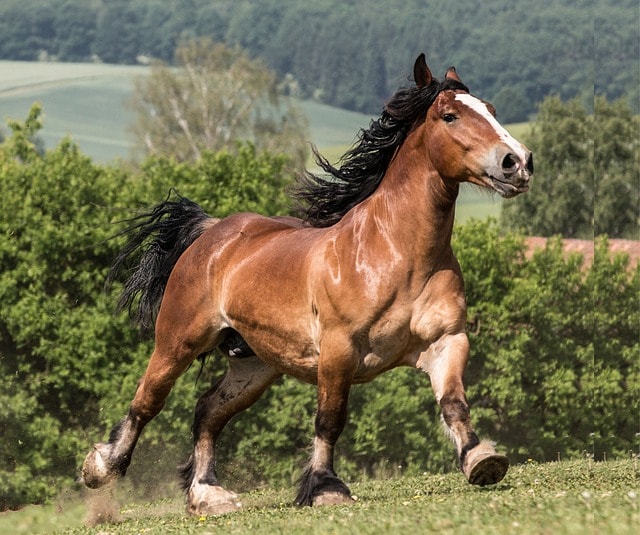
left=0, top=459, right=637, bottom=534
left=0, top=61, right=148, bottom=162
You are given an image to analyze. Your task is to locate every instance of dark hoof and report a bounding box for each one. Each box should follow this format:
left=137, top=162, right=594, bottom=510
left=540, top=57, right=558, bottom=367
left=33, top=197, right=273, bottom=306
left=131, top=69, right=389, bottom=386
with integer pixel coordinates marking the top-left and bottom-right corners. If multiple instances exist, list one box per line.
left=463, top=440, right=509, bottom=486
left=296, top=467, right=352, bottom=507
left=467, top=454, right=509, bottom=486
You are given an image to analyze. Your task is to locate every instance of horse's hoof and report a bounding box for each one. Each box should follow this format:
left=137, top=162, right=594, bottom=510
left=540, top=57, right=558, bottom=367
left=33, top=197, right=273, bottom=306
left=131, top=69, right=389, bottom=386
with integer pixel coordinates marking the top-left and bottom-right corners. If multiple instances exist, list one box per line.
left=467, top=454, right=509, bottom=486
left=81, top=444, right=117, bottom=489
left=463, top=441, right=509, bottom=486
left=187, top=484, right=242, bottom=516
left=313, top=492, right=355, bottom=506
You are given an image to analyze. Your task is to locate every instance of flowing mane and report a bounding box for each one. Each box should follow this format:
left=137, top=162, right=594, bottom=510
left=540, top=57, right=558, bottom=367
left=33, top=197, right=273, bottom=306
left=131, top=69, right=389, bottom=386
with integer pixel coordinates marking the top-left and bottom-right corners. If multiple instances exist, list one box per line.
left=294, top=76, right=469, bottom=228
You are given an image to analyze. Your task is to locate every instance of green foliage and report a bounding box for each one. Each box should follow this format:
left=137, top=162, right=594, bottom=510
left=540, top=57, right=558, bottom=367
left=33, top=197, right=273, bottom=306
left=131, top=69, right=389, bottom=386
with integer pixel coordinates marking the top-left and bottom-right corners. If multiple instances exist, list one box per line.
left=456, top=221, right=639, bottom=461
left=0, top=1, right=637, bottom=119
left=0, top=107, right=139, bottom=509
left=0, top=106, right=637, bottom=511
left=3, top=102, right=45, bottom=160
left=128, top=145, right=292, bottom=217
left=0, top=105, right=296, bottom=509
left=593, top=97, right=640, bottom=238
left=502, top=95, right=639, bottom=239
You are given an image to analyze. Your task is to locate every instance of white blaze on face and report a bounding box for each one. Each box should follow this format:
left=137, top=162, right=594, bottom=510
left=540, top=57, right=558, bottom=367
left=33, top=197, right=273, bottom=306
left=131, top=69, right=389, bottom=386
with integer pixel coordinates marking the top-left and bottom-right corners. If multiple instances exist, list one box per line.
left=454, top=93, right=528, bottom=163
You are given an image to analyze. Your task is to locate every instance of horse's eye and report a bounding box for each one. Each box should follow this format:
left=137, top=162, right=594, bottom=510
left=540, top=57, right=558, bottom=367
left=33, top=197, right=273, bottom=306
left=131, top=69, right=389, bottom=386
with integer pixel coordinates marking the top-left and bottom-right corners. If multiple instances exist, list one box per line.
left=443, top=114, right=457, bottom=123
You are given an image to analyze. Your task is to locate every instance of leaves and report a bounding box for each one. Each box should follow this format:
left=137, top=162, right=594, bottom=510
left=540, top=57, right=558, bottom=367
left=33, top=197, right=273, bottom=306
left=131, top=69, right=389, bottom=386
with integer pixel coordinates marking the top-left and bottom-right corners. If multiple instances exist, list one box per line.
left=0, top=106, right=637, bottom=509
left=457, top=223, right=638, bottom=461
left=502, top=95, right=639, bottom=239
left=1, top=1, right=637, bottom=121
left=0, top=106, right=297, bottom=508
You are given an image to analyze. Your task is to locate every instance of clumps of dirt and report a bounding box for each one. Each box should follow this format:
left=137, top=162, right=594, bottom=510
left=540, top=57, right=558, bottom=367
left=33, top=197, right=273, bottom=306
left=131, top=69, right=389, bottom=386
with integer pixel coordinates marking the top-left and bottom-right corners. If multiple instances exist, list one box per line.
left=84, top=481, right=121, bottom=526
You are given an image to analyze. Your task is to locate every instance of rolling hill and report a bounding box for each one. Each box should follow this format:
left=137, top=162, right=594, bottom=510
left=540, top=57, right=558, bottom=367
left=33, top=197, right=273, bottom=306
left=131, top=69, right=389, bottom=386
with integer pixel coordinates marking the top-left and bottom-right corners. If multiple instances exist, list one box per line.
left=0, top=61, right=514, bottom=220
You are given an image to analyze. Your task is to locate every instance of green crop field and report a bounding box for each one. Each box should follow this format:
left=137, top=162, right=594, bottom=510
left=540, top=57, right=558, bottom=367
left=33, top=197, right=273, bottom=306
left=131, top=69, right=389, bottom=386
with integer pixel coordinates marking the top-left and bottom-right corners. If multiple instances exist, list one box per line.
left=0, top=459, right=636, bottom=534
left=0, top=61, right=531, bottom=222
left=0, top=61, right=148, bottom=162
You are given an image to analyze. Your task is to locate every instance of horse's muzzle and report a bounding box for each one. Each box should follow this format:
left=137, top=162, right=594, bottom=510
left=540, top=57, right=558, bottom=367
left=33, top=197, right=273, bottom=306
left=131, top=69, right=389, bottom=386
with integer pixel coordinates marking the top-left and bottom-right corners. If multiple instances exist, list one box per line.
left=485, top=148, right=533, bottom=198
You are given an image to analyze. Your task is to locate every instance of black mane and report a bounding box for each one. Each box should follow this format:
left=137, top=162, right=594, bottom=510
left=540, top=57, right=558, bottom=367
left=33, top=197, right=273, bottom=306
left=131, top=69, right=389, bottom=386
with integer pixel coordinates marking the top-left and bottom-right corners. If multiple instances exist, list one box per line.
left=293, top=77, right=469, bottom=228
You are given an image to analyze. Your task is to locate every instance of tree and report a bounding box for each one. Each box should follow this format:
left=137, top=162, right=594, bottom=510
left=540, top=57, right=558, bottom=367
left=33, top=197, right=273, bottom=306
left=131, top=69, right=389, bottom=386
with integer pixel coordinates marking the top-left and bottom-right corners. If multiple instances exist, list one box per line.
left=3, top=101, right=45, bottom=159
left=0, top=105, right=297, bottom=509
left=53, top=0, right=96, bottom=61
left=501, top=95, right=639, bottom=239
left=129, top=38, right=309, bottom=168
left=507, top=95, right=639, bottom=239
left=501, top=96, right=594, bottom=238
left=0, top=106, right=136, bottom=509
left=92, top=0, right=143, bottom=63
left=593, top=97, right=639, bottom=239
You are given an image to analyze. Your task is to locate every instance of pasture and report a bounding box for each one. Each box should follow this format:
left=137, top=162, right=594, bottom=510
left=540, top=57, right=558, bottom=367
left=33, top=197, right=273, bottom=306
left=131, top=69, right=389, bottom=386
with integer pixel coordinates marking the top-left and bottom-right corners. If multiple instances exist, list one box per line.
left=0, top=60, right=529, bottom=222
left=0, top=459, right=636, bottom=534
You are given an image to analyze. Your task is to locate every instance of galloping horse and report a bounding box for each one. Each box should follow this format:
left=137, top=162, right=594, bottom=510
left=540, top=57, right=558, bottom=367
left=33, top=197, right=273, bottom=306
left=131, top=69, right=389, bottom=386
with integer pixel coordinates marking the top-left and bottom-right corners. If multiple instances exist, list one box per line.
left=82, top=54, right=532, bottom=515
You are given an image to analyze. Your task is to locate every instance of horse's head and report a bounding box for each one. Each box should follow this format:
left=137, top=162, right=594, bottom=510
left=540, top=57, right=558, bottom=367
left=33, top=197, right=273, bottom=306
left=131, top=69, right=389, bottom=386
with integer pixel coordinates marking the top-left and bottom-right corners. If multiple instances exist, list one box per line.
left=415, top=54, right=533, bottom=197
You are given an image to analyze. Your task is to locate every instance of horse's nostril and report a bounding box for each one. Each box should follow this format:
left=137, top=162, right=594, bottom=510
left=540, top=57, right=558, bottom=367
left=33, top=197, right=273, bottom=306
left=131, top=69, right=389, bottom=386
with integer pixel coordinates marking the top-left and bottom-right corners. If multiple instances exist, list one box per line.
left=526, top=153, right=534, bottom=174
left=501, top=153, right=518, bottom=172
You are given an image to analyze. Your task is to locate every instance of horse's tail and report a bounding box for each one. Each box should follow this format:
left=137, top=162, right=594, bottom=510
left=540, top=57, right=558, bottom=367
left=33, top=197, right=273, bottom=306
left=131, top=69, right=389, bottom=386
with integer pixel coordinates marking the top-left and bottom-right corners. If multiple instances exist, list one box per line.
left=108, top=192, right=217, bottom=332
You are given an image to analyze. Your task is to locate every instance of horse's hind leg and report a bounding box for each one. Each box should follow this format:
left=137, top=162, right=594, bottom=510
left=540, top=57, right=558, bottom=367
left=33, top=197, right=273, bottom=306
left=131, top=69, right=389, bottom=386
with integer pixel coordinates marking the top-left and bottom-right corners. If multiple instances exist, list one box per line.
left=81, top=341, right=198, bottom=489
left=82, top=277, right=220, bottom=489
left=418, top=333, right=508, bottom=486
left=183, top=355, right=281, bottom=516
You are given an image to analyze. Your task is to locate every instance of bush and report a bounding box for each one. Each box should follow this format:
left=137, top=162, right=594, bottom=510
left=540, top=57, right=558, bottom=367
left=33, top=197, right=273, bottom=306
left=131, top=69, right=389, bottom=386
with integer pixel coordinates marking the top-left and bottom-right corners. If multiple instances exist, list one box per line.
left=0, top=106, right=294, bottom=508
left=0, top=108, right=637, bottom=509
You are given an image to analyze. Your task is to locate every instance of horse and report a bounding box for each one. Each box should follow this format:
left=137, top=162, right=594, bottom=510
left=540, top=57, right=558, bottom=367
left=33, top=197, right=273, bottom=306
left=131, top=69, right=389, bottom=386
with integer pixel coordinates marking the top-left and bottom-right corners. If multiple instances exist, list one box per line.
left=81, top=54, right=533, bottom=515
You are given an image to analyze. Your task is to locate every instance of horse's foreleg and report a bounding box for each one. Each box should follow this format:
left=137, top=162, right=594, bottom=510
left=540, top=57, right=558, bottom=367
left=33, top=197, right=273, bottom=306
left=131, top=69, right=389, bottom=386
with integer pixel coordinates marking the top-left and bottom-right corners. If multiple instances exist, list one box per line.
left=418, top=333, right=508, bottom=486
left=81, top=344, right=196, bottom=489
left=296, top=344, right=356, bottom=507
left=183, top=356, right=281, bottom=516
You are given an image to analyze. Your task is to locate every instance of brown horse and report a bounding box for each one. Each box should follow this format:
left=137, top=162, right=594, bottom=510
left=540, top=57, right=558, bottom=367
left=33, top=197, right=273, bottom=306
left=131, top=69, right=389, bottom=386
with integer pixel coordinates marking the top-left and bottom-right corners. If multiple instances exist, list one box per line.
left=82, top=54, right=532, bottom=515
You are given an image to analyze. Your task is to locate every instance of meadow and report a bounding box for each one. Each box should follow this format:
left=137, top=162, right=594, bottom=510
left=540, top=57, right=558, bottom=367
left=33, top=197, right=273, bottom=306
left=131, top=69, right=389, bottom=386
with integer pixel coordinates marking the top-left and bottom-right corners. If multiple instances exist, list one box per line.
left=0, top=61, right=532, bottom=222
left=0, top=459, right=637, bottom=534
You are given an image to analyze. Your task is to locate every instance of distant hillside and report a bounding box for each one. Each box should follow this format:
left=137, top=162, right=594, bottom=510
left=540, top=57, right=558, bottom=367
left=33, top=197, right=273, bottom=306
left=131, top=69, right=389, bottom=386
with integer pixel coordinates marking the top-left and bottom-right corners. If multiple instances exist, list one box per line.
left=0, top=61, right=509, bottom=222
left=0, top=0, right=637, bottom=121
left=0, top=61, right=371, bottom=162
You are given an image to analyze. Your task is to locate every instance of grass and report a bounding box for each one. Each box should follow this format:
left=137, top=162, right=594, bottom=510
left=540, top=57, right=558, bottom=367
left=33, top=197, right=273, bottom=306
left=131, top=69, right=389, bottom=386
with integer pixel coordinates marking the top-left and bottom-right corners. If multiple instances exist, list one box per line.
left=0, top=459, right=637, bottom=534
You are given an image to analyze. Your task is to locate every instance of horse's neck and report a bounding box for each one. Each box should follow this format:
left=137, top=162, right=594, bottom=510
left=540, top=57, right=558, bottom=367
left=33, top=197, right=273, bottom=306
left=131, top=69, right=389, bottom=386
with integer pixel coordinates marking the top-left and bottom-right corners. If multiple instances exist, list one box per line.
left=360, top=147, right=459, bottom=270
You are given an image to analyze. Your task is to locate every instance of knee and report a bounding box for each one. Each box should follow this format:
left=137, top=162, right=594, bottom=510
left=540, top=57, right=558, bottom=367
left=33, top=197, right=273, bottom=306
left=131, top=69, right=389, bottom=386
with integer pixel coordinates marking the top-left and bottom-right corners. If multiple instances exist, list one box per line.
left=130, top=392, right=166, bottom=422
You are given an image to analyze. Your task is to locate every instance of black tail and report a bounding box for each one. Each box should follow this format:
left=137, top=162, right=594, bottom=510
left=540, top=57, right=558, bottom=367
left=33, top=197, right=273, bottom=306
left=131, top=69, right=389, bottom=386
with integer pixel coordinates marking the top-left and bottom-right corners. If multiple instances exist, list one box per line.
left=108, top=192, right=213, bottom=332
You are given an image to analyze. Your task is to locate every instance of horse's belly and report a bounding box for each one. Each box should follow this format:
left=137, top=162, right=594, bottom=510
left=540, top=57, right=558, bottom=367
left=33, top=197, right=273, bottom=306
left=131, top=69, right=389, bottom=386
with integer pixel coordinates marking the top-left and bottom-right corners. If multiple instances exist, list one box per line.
left=352, top=352, right=401, bottom=383
left=230, top=321, right=320, bottom=384
left=257, top=348, right=399, bottom=386
left=269, top=356, right=319, bottom=384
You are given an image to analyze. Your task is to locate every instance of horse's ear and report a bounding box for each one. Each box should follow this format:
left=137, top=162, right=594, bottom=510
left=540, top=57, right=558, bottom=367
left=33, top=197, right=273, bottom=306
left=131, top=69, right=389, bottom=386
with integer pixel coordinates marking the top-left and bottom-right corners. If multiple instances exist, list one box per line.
left=414, top=53, right=432, bottom=88
left=445, top=66, right=463, bottom=83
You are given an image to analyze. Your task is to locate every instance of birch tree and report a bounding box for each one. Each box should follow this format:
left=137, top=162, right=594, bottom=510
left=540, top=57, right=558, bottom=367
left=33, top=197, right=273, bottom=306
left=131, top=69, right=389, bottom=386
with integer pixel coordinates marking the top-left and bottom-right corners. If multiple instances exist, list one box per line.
left=130, top=38, right=308, bottom=167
